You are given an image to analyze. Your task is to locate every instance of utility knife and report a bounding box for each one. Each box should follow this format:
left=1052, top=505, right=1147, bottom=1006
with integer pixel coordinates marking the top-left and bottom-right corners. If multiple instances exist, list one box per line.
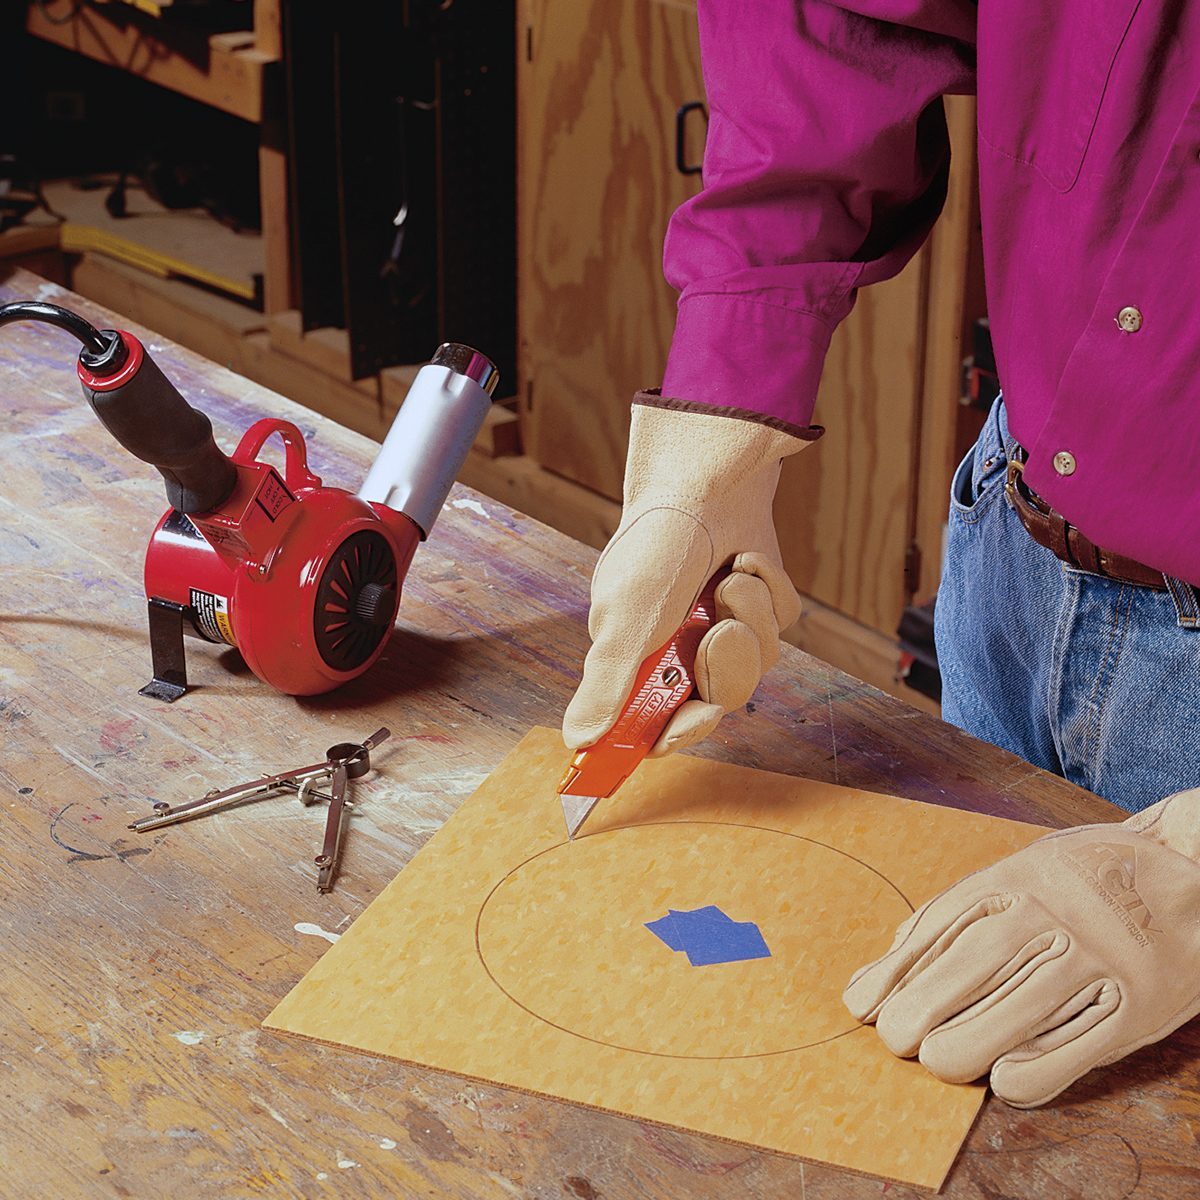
left=557, top=566, right=731, bottom=839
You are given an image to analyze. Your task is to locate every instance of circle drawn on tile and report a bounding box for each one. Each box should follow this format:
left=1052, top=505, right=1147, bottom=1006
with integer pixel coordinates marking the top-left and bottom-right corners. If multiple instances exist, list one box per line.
left=475, top=821, right=914, bottom=1060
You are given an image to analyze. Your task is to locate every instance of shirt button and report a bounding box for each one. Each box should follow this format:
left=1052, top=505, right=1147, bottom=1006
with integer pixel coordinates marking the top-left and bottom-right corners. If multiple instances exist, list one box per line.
left=1116, top=305, right=1143, bottom=332
left=1053, top=451, right=1077, bottom=476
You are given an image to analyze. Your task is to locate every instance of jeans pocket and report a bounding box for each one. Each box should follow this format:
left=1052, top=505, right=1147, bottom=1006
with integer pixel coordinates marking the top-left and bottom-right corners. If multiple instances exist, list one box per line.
left=949, top=440, right=1008, bottom=523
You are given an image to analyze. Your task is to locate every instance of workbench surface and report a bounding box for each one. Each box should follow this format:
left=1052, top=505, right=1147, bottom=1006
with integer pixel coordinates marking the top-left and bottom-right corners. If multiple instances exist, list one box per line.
left=1, top=269, right=1195, bottom=1198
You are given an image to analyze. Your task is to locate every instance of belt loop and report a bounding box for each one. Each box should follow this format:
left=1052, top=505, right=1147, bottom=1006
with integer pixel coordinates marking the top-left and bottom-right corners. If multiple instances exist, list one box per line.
left=995, top=395, right=1019, bottom=465
left=1165, top=576, right=1200, bottom=629
left=971, top=396, right=1007, bottom=495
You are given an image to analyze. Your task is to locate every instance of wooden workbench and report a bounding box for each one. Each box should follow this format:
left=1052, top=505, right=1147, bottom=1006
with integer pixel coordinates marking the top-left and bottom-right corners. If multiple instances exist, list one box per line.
left=1, top=269, right=1195, bottom=1198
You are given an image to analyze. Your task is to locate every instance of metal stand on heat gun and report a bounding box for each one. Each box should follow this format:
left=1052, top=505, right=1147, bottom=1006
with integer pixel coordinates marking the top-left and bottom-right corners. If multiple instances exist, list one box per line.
left=0, top=300, right=499, bottom=700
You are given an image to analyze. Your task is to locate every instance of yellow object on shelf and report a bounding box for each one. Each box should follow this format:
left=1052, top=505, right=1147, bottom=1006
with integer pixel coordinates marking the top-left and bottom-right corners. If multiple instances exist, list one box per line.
left=101, top=0, right=167, bottom=18
left=58, top=223, right=256, bottom=303
left=265, top=726, right=1049, bottom=1190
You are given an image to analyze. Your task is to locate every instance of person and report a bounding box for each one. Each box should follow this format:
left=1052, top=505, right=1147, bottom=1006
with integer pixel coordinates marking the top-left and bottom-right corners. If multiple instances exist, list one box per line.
left=562, top=1, right=1200, bottom=1108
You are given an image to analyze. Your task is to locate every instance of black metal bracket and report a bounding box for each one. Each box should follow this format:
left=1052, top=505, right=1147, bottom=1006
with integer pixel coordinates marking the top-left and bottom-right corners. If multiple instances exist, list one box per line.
left=139, top=597, right=189, bottom=703
left=675, top=100, right=708, bottom=177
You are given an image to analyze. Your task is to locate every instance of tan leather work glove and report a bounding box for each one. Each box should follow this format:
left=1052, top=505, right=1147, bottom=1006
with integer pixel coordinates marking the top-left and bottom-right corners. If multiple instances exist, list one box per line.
left=562, top=395, right=813, bottom=756
left=843, top=788, right=1200, bottom=1108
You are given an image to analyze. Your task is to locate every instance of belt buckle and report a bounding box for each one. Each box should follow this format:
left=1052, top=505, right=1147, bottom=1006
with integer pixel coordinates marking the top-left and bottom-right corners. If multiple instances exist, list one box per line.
left=1006, top=454, right=1052, bottom=517
left=1005, top=455, right=1027, bottom=510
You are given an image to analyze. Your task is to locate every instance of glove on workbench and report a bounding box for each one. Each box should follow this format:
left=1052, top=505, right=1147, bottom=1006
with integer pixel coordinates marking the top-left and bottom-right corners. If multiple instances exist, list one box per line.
left=562, top=396, right=812, bottom=755
left=844, top=788, right=1200, bottom=1107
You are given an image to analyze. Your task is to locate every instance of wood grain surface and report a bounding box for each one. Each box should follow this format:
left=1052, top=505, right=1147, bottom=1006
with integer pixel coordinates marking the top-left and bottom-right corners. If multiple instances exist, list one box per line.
left=518, top=0, right=707, bottom=499
left=1, top=269, right=1197, bottom=1199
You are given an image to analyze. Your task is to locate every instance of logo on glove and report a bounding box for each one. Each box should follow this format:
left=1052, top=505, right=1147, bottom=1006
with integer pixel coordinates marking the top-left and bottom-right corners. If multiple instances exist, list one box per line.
left=1060, top=842, right=1162, bottom=946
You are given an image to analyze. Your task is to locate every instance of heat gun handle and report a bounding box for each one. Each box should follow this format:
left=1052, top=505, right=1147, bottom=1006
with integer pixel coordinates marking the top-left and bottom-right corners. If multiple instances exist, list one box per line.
left=78, top=332, right=239, bottom=515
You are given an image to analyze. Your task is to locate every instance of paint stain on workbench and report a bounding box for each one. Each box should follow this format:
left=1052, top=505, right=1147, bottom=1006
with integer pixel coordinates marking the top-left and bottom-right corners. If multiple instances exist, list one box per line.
left=294, top=922, right=341, bottom=945
left=638, top=1126, right=751, bottom=1176
left=564, top=1177, right=600, bottom=1199
left=99, top=718, right=145, bottom=755
left=0, top=699, right=30, bottom=725
left=402, top=1107, right=463, bottom=1163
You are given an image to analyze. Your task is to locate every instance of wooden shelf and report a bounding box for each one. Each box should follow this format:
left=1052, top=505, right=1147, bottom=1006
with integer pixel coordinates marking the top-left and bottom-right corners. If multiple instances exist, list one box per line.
left=26, top=2, right=274, bottom=124
left=0, top=224, right=60, bottom=259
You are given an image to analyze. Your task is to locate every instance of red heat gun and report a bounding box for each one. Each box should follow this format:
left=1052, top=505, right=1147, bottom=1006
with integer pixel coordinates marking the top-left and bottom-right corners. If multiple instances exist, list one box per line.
left=1, top=300, right=499, bottom=701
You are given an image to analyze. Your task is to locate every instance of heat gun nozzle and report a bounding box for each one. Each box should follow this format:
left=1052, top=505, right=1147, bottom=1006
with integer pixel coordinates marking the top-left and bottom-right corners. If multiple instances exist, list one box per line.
left=356, top=344, right=500, bottom=538
left=432, top=343, right=500, bottom=397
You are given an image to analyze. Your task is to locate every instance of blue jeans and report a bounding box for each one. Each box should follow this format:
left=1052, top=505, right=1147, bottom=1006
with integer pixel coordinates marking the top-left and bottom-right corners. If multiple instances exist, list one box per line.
left=935, top=396, right=1200, bottom=815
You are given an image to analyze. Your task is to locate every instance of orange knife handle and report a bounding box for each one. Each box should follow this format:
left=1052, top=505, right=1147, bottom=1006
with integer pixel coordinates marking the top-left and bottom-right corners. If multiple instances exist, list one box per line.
left=558, top=566, right=732, bottom=800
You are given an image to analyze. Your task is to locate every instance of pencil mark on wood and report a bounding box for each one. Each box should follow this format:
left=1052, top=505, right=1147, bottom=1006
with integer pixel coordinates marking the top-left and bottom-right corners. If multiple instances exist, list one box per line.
left=110, top=838, right=151, bottom=861
left=49, top=803, right=151, bottom=863
left=1113, top=1133, right=1141, bottom=1199
left=49, top=803, right=107, bottom=862
left=825, top=683, right=840, bottom=784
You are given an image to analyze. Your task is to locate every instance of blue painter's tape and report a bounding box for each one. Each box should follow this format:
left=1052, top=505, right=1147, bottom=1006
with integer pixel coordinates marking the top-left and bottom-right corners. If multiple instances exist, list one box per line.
left=645, top=905, right=771, bottom=967
left=644, top=911, right=687, bottom=951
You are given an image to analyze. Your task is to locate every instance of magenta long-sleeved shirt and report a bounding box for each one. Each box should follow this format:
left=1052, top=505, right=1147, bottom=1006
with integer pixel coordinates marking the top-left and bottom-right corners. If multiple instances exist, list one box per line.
left=659, top=1, right=1200, bottom=583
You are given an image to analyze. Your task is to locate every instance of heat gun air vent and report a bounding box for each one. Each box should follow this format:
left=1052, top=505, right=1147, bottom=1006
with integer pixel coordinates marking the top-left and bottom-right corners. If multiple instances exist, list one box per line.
left=314, top=530, right=399, bottom=672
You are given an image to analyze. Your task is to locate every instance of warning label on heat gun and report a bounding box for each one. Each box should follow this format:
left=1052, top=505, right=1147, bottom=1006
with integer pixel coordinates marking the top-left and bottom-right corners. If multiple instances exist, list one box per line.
left=256, top=469, right=294, bottom=522
left=190, top=588, right=237, bottom=647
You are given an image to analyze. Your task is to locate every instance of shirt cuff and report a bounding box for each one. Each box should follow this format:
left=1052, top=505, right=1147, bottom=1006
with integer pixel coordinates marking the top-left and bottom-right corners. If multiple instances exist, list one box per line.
left=661, top=293, right=836, bottom=436
left=633, top=390, right=823, bottom=442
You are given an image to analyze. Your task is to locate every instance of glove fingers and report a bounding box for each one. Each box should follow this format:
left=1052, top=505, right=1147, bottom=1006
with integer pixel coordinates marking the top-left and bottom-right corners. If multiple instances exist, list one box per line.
left=844, top=892, right=1004, bottom=1022
left=733, top=551, right=802, bottom=634
left=988, top=986, right=1128, bottom=1108
left=694, top=619, right=762, bottom=712
left=1123, top=786, right=1200, bottom=860
left=915, top=947, right=1099, bottom=1083
left=874, top=917, right=1069, bottom=1058
left=650, top=700, right=724, bottom=757
left=563, top=509, right=713, bottom=750
left=715, top=571, right=780, bottom=672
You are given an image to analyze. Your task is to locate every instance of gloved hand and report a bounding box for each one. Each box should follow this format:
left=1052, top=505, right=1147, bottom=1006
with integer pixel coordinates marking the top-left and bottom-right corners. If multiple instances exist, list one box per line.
left=562, top=394, right=813, bottom=756
left=844, top=788, right=1200, bottom=1108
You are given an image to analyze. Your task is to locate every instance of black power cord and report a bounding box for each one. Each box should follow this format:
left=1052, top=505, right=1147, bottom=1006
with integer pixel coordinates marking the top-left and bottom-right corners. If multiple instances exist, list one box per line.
left=0, top=300, right=127, bottom=373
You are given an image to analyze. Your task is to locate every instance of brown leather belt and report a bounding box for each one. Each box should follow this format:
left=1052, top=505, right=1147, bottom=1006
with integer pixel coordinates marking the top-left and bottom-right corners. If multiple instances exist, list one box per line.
left=1005, top=452, right=1167, bottom=590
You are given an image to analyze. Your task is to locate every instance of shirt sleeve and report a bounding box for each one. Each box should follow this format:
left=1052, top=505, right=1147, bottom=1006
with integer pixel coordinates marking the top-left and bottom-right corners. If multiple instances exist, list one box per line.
left=659, top=0, right=977, bottom=435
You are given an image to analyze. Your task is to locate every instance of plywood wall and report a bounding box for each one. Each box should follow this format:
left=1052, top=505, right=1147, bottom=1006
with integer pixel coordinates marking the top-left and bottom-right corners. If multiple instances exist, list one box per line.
left=518, top=0, right=706, bottom=498
left=519, top=1, right=981, bottom=637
